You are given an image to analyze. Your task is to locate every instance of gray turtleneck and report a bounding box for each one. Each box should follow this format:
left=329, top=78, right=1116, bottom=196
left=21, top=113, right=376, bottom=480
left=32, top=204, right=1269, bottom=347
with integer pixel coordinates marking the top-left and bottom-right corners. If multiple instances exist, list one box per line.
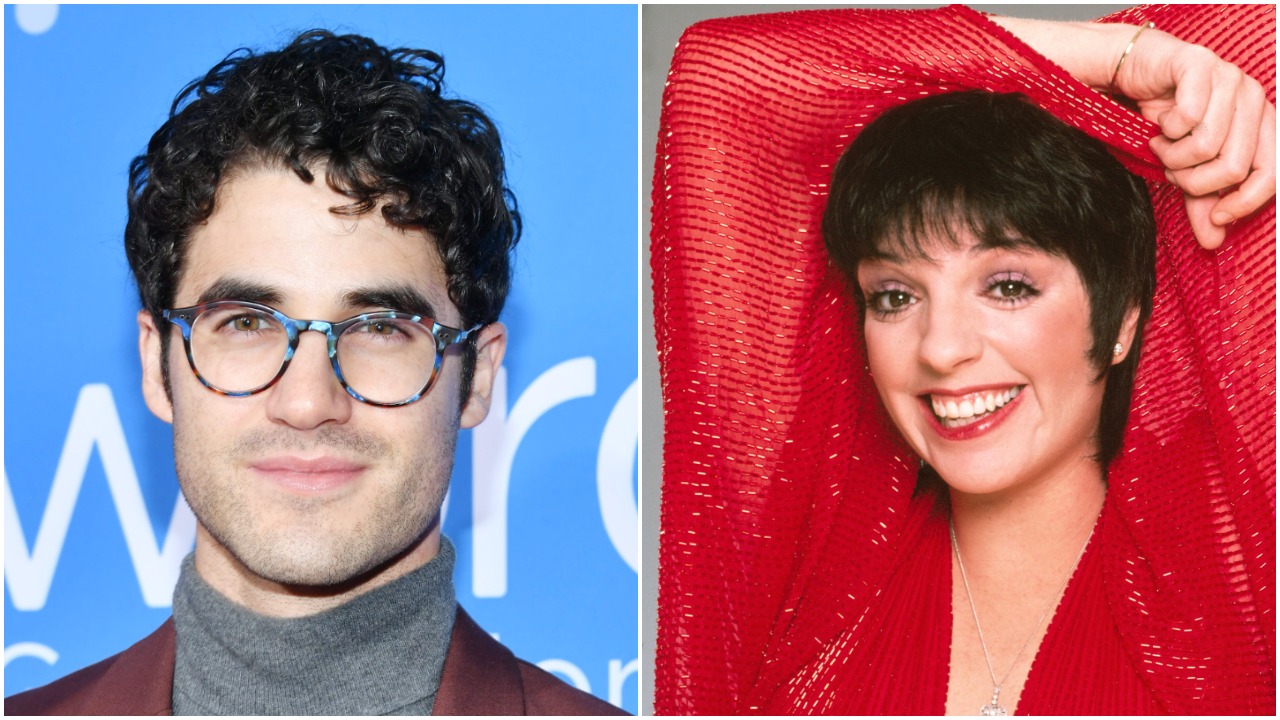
left=171, top=537, right=458, bottom=716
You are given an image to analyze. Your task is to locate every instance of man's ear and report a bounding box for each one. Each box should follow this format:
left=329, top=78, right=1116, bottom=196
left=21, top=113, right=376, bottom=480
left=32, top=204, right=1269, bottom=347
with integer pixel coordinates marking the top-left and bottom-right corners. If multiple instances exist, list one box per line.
left=1111, top=304, right=1141, bottom=365
left=460, top=322, right=507, bottom=429
left=138, top=310, right=174, bottom=423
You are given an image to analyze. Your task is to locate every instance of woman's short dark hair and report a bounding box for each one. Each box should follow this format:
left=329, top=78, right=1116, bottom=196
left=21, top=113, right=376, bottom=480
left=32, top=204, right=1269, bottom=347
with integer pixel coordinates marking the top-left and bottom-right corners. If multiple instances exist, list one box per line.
left=822, top=90, right=1156, bottom=467
left=125, top=29, right=520, bottom=396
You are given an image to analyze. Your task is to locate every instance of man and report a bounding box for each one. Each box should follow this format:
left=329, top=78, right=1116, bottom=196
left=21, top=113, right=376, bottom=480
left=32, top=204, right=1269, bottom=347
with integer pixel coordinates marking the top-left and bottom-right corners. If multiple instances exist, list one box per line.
left=7, top=29, right=624, bottom=716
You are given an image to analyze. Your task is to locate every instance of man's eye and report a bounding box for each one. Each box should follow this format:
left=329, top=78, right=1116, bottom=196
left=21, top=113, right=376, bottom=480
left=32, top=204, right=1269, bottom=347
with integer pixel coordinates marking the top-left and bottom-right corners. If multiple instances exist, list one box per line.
left=351, top=320, right=412, bottom=341
left=231, top=315, right=263, bottom=331
left=361, top=321, right=405, bottom=336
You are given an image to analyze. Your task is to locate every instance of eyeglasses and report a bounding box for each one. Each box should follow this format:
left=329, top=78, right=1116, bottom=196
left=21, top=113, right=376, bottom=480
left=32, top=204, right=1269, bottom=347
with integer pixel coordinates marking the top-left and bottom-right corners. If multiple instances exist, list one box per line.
left=162, top=300, right=479, bottom=407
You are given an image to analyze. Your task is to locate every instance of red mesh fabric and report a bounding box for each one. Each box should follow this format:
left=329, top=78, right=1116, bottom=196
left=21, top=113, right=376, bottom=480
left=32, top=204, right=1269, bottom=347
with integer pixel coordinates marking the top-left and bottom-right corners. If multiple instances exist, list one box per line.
left=652, top=4, right=1275, bottom=715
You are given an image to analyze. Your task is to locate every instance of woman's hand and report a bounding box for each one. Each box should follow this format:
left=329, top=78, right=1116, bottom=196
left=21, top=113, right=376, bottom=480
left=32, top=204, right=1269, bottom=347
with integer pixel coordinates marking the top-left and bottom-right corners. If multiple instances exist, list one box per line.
left=993, top=16, right=1276, bottom=250
left=1115, top=28, right=1275, bottom=249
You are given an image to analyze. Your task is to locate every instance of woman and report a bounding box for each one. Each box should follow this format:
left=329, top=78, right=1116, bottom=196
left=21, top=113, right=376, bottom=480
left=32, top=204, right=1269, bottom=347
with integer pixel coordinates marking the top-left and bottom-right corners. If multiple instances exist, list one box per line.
left=651, top=4, right=1273, bottom=714
left=822, top=89, right=1157, bottom=714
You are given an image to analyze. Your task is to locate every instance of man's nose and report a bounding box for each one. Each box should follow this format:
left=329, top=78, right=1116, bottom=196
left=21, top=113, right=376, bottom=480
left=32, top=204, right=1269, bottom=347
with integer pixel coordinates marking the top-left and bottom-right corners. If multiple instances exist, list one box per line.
left=264, top=329, right=353, bottom=429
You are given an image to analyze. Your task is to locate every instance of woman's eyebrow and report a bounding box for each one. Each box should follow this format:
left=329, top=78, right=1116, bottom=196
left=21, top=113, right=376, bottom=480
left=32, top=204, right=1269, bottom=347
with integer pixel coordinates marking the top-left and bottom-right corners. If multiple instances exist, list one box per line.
left=862, top=249, right=940, bottom=267
left=972, top=235, right=1045, bottom=255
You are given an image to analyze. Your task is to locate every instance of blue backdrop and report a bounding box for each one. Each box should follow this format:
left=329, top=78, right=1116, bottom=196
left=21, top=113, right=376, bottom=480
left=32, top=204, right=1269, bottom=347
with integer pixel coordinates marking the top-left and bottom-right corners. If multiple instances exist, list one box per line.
left=4, top=4, right=638, bottom=711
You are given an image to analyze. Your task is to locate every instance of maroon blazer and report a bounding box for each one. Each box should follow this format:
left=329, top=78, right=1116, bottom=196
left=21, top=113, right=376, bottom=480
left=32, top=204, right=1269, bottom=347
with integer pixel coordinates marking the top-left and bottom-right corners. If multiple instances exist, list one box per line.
left=5, top=607, right=626, bottom=716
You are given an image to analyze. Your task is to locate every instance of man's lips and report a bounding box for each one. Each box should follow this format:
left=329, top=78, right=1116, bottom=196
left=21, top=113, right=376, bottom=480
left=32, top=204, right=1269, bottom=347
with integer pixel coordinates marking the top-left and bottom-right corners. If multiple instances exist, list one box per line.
left=250, top=456, right=367, bottom=492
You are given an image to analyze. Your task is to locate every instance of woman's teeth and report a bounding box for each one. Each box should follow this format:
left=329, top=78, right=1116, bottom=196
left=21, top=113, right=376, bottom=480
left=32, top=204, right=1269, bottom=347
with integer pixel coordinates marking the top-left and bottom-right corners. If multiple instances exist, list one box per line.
left=930, top=386, right=1021, bottom=427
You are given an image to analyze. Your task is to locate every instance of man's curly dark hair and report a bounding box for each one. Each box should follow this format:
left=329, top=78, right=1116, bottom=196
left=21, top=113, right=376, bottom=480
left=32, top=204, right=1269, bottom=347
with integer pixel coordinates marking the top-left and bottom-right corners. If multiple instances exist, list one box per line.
left=125, top=29, right=520, bottom=399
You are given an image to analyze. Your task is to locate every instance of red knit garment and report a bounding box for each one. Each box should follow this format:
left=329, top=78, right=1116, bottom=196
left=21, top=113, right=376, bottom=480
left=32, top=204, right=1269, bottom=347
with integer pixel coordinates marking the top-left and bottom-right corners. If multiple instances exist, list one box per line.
left=805, top=491, right=1166, bottom=715
left=652, top=4, right=1275, bottom=715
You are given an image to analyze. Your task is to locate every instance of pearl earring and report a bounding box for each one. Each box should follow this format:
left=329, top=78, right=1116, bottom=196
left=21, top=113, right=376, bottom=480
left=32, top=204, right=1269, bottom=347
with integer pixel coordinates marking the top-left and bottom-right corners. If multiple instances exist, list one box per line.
left=1113, top=342, right=1124, bottom=357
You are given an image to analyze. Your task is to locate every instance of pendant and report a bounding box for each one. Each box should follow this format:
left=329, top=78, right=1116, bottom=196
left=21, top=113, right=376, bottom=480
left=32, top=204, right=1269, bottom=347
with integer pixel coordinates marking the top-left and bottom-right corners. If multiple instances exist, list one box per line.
left=979, top=687, right=1008, bottom=716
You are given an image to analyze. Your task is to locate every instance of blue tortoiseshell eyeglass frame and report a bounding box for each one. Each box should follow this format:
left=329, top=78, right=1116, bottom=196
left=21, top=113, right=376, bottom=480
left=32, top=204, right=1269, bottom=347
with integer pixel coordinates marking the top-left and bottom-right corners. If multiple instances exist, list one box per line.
left=162, top=300, right=480, bottom=407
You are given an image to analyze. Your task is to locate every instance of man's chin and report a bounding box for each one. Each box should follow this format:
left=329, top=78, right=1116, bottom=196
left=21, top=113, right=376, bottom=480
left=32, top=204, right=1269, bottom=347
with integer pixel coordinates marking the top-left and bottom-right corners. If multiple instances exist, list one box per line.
left=219, top=527, right=434, bottom=595
left=224, top=551, right=353, bottom=588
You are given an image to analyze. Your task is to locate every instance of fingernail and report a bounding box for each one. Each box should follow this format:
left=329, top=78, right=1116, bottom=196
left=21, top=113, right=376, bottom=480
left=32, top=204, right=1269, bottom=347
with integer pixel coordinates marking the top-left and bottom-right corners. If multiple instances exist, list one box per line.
left=1165, top=170, right=1175, bottom=184
left=1211, top=211, right=1234, bottom=225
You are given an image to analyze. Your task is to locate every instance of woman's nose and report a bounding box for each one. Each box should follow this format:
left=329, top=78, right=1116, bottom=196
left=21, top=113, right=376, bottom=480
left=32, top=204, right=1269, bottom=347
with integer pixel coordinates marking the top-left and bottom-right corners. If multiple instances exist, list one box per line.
left=916, top=299, right=983, bottom=373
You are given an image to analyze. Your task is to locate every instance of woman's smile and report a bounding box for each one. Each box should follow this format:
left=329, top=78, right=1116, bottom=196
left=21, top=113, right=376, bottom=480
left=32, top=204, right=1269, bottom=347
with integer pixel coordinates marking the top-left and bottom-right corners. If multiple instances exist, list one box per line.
left=920, top=384, right=1024, bottom=439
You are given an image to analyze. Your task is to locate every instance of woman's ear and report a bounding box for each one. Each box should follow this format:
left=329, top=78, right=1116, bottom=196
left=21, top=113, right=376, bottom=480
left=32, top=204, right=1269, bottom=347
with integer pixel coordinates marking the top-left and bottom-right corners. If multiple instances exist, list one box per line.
left=1111, top=304, right=1141, bottom=365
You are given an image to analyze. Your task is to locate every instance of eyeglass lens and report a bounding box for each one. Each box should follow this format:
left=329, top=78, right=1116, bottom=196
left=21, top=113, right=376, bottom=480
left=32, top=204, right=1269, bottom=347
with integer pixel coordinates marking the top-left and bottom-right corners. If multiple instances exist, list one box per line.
left=188, top=304, right=440, bottom=404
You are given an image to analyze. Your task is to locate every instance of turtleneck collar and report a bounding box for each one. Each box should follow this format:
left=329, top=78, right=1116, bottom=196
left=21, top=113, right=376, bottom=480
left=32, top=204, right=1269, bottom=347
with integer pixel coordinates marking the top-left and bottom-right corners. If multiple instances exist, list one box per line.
left=171, top=536, right=457, bottom=715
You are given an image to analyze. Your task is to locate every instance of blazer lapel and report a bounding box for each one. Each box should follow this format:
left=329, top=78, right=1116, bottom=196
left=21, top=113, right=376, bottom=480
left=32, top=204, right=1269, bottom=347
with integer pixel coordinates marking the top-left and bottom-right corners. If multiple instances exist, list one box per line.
left=432, top=607, right=527, bottom=715
left=83, top=618, right=176, bottom=715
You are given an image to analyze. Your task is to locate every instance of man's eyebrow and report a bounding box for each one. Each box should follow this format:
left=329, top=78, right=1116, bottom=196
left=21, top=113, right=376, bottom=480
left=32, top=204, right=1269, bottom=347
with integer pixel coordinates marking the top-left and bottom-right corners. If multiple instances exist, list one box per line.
left=196, top=278, right=283, bottom=306
left=343, top=286, right=438, bottom=319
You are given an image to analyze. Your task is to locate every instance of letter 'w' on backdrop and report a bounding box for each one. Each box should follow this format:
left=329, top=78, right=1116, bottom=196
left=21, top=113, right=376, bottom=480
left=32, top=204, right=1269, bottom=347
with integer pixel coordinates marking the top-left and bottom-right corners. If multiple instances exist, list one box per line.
left=4, top=5, right=638, bottom=712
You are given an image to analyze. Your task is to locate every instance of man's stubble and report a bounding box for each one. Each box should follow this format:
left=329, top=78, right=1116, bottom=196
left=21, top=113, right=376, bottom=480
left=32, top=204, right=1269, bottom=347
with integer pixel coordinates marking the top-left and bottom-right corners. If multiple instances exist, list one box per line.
left=174, top=419, right=456, bottom=588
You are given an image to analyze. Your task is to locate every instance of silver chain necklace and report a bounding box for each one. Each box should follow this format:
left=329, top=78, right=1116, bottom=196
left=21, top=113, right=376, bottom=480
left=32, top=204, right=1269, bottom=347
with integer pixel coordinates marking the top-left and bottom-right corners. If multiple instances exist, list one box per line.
left=950, top=518, right=1092, bottom=716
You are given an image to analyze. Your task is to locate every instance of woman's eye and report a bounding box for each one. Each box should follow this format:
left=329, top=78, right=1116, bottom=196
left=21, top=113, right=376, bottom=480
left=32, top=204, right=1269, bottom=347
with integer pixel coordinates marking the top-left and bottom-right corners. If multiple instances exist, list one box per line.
left=989, top=278, right=1037, bottom=301
left=869, top=289, right=915, bottom=313
left=995, top=281, right=1025, bottom=297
